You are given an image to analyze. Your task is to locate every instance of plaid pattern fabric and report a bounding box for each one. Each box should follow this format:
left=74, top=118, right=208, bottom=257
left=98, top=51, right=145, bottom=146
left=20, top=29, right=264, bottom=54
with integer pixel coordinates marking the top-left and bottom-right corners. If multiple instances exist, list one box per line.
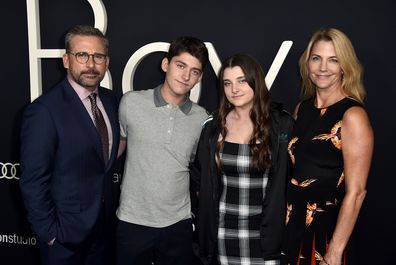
left=217, top=142, right=279, bottom=265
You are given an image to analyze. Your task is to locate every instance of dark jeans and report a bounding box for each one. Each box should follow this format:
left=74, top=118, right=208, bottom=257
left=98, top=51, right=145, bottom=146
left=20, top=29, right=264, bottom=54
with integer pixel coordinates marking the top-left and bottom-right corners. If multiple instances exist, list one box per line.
left=116, top=218, right=193, bottom=265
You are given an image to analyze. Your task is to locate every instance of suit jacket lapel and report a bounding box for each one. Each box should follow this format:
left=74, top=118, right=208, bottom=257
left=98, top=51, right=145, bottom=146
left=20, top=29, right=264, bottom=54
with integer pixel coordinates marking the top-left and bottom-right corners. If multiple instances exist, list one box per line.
left=61, top=79, right=104, bottom=162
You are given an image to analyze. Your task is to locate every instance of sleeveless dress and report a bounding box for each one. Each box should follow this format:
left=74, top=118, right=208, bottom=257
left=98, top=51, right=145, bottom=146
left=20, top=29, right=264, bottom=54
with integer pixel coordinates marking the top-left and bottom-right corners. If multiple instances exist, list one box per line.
left=282, top=97, right=362, bottom=265
left=218, top=141, right=279, bottom=265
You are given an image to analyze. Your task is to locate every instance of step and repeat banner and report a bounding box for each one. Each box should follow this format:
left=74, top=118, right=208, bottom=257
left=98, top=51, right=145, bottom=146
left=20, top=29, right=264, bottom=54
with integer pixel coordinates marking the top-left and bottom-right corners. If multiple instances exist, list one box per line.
left=1, top=0, right=394, bottom=264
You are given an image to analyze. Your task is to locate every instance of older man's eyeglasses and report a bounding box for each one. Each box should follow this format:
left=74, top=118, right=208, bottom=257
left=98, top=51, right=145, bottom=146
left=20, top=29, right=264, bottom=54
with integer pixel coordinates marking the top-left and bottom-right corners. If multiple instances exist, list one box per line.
left=68, top=52, right=107, bottom=64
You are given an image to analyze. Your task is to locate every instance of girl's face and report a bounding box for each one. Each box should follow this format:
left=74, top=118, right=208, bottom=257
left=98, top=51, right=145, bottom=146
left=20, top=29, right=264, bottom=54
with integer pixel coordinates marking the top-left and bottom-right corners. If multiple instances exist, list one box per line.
left=223, top=66, right=254, bottom=110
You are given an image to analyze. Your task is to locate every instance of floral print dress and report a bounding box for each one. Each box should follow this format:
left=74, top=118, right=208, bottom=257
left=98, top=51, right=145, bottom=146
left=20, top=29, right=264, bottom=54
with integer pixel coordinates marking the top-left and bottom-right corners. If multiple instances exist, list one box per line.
left=282, top=97, right=362, bottom=265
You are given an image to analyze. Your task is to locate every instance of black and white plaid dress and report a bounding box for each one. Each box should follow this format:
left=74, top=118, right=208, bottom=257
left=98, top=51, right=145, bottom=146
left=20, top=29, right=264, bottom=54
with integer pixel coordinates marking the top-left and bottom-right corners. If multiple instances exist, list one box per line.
left=218, top=141, right=279, bottom=265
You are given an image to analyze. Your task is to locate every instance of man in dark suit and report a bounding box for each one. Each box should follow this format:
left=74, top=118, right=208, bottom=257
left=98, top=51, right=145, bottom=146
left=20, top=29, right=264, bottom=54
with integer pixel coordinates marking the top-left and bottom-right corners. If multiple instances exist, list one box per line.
left=19, top=25, right=120, bottom=265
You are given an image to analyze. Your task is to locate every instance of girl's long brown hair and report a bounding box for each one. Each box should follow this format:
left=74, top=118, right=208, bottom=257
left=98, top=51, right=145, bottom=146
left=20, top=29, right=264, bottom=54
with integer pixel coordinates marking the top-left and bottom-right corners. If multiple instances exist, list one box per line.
left=216, top=54, right=272, bottom=171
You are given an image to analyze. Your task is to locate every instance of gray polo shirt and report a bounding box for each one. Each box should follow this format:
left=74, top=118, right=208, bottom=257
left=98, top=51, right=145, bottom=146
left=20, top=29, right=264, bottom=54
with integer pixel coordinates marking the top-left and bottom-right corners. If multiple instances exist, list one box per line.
left=117, top=86, right=207, bottom=227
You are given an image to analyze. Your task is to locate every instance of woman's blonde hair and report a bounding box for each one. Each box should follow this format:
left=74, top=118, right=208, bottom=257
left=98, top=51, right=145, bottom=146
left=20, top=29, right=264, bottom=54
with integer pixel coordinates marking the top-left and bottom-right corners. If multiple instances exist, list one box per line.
left=299, top=28, right=365, bottom=104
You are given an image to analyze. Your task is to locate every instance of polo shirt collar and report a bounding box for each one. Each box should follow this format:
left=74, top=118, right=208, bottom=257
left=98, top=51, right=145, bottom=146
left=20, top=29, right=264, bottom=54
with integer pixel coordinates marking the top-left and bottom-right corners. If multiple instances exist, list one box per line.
left=153, top=85, right=192, bottom=115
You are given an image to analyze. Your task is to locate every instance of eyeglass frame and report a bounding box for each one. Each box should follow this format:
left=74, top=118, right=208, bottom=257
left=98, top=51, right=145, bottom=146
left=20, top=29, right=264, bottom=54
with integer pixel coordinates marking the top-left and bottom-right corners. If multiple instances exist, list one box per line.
left=68, top=51, right=108, bottom=64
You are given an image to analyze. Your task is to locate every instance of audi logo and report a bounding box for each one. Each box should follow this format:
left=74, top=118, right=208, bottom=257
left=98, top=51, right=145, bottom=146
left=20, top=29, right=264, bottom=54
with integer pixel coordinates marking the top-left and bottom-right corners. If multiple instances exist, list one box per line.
left=0, top=162, right=20, bottom=180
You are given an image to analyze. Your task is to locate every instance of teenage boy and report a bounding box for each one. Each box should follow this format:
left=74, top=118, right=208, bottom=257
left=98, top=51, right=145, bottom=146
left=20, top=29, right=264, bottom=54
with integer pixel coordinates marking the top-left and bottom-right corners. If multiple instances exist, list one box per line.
left=116, top=36, right=209, bottom=265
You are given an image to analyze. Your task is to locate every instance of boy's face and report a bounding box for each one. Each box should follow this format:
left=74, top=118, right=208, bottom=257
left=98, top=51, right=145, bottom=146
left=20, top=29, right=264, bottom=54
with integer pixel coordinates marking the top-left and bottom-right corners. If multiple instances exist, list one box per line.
left=161, top=52, right=203, bottom=98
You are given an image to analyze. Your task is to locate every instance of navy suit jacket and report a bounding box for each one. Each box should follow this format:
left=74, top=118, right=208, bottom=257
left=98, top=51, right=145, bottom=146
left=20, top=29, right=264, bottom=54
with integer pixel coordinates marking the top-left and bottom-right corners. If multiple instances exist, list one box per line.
left=19, top=78, right=120, bottom=246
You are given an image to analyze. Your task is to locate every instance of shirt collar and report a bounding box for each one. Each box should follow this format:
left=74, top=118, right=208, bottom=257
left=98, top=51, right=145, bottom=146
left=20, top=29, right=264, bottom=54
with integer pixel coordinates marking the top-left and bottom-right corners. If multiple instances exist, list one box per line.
left=153, top=85, right=192, bottom=115
left=67, top=76, right=98, bottom=100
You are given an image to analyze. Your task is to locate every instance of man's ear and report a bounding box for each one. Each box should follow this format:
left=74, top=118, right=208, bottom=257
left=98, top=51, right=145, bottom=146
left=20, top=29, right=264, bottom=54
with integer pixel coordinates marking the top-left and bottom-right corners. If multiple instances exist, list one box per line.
left=161, top=57, right=169, bottom=72
left=105, top=56, right=110, bottom=69
left=62, top=53, right=69, bottom=69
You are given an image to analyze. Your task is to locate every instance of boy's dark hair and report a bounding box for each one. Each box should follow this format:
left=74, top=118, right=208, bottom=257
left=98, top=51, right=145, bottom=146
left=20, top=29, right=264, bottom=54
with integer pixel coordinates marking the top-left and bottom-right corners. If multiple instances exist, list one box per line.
left=167, top=36, right=209, bottom=68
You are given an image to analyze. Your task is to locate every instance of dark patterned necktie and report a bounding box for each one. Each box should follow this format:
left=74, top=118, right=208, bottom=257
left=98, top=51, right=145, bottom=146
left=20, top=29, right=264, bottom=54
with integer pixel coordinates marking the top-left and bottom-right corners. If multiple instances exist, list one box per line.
left=88, top=93, right=109, bottom=163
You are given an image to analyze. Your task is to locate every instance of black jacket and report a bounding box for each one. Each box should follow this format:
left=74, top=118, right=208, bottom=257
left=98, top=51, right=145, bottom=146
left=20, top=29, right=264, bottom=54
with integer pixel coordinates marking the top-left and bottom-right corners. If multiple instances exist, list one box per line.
left=190, top=103, right=294, bottom=264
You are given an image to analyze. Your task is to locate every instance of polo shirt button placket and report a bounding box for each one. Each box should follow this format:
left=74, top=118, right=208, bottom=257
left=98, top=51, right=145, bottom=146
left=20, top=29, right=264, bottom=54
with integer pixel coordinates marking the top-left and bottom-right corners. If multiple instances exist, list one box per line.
left=168, top=108, right=175, bottom=135
left=168, top=117, right=172, bottom=133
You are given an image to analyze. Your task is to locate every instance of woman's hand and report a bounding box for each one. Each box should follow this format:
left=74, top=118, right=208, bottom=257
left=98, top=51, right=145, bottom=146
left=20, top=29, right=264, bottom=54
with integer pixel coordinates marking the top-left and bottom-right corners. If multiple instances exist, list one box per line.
left=320, top=252, right=342, bottom=265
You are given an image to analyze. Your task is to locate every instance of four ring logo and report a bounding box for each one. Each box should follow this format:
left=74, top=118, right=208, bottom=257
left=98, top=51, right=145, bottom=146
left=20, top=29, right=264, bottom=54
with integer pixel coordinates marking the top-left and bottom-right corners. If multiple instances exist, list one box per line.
left=0, top=162, right=20, bottom=180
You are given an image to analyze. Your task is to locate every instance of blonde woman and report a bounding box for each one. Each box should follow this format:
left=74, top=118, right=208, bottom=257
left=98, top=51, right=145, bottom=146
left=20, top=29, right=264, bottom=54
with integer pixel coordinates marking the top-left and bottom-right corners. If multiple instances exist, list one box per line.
left=281, top=28, right=374, bottom=265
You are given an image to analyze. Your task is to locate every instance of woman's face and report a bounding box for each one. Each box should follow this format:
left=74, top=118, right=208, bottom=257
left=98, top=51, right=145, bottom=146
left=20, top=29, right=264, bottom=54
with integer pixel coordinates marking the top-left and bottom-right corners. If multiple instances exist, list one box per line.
left=222, top=66, right=254, bottom=110
left=308, top=40, right=343, bottom=91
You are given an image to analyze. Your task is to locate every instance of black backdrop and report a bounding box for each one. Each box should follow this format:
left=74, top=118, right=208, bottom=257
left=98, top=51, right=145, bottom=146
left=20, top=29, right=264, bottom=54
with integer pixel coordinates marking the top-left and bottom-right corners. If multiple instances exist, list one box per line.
left=1, top=0, right=395, bottom=264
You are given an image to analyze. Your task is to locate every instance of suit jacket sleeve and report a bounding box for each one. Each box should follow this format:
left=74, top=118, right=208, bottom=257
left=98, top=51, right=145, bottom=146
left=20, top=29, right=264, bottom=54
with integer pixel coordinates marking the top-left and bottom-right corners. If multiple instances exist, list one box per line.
left=19, top=102, right=58, bottom=242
